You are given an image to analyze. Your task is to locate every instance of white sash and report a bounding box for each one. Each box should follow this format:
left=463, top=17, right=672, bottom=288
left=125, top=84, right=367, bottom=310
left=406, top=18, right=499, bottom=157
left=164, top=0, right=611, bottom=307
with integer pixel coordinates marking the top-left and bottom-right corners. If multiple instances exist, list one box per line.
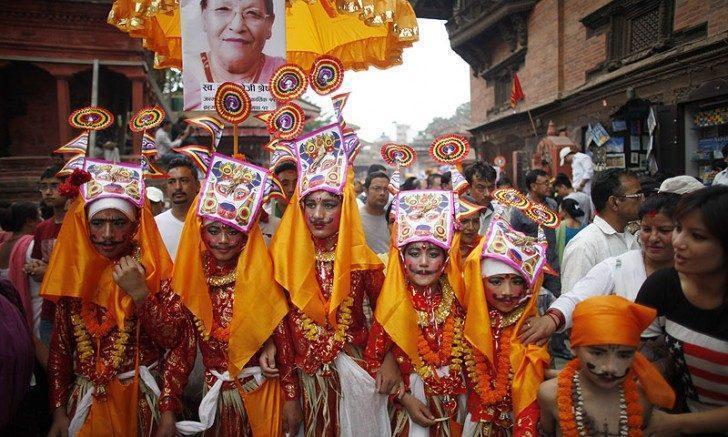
left=68, top=364, right=160, bottom=437
left=335, top=353, right=391, bottom=437
left=175, top=366, right=263, bottom=435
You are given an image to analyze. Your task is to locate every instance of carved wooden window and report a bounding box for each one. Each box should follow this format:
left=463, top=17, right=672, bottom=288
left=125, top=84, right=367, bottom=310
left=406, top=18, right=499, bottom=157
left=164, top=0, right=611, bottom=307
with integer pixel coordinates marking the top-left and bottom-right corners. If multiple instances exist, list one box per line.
left=494, top=74, right=513, bottom=111
left=628, top=7, right=661, bottom=53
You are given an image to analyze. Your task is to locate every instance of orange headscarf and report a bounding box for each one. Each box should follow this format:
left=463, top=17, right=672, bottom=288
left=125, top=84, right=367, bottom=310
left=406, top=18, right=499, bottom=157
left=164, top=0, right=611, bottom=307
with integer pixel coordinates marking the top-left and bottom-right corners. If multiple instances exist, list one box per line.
left=462, top=236, right=550, bottom=418
left=374, top=241, right=463, bottom=364
left=571, top=295, right=675, bottom=408
left=41, top=196, right=173, bottom=328
left=270, top=168, right=383, bottom=326
left=171, top=197, right=289, bottom=377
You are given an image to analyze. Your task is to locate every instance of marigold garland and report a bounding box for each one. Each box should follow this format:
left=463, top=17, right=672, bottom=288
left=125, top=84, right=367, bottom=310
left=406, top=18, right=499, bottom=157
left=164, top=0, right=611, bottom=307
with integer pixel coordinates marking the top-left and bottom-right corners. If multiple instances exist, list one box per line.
left=71, top=305, right=132, bottom=396
left=80, top=301, right=117, bottom=339
left=556, top=359, right=644, bottom=437
left=464, top=328, right=513, bottom=405
left=413, top=306, right=466, bottom=392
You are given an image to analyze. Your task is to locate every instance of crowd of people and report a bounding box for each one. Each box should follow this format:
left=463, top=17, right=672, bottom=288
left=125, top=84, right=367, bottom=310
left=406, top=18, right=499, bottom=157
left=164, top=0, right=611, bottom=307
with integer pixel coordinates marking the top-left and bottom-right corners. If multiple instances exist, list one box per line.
left=0, top=137, right=727, bottom=437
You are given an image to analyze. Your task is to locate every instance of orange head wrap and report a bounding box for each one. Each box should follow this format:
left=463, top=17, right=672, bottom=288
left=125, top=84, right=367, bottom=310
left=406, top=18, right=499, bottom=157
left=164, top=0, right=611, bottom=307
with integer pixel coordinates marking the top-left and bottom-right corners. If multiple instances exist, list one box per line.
left=41, top=196, right=173, bottom=328
left=571, top=295, right=675, bottom=408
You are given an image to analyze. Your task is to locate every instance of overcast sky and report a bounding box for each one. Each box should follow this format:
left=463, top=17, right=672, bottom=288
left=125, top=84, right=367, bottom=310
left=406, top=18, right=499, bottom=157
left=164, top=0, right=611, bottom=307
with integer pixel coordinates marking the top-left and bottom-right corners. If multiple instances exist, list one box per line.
left=304, top=19, right=471, bottom=143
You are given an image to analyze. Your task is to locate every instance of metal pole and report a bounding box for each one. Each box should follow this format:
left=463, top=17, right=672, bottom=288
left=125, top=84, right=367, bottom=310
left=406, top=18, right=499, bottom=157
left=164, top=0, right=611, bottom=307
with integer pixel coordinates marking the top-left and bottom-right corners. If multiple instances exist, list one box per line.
left=89, top=59, right=99, bottom=157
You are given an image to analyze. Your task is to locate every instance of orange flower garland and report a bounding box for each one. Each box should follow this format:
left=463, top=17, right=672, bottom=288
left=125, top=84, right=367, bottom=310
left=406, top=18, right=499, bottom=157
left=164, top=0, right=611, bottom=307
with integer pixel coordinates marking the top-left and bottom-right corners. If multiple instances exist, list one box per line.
left=417, top=313, right=456, bottom=367
left=464, top=329, right=513, bottom=405
left=557, top=359, right=644, bottom=437
left=80, top=301, right=117, bottom=338
left=413, top=307, right=465, bottom=382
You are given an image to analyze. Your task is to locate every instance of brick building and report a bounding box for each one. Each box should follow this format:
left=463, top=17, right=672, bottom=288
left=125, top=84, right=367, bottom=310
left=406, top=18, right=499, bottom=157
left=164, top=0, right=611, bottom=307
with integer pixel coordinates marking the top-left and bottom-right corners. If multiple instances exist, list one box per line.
left=430, top=0, right=728, bottom=186
left=0, top=0, right=169, bottom=201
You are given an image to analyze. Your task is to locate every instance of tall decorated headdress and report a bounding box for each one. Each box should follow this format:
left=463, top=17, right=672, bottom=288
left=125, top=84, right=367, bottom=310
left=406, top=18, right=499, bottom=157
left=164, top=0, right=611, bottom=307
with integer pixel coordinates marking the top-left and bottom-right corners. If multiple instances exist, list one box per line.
left=171, top=84, right=287, bottom=377
left=374, top=141, right=486, bottom=372
left=42, top=106, right=173, bottom=329
left=269, top=59, right=383, bottom=327
left=461, top=188, right=560, bottom=432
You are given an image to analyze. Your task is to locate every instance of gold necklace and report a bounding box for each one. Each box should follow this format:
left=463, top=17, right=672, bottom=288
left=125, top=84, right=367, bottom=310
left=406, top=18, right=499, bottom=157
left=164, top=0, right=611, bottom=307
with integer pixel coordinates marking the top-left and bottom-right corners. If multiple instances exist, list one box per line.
left=315, top=250, right=336, bottom=262
left=414, top=278, right=454, bottom=327
left=491, top=304, right=526, bottom=329
left=206, top=270, right=237, bottom=287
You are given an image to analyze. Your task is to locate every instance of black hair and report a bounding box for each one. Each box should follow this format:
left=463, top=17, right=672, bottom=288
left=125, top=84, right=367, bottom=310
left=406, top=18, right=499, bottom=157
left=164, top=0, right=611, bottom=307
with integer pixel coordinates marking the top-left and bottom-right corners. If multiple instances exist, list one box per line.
left=591, top=168, right=637, bottom=212
left=167, top=156, right=197, bottom=176
left=0, top=202, right=38, bottom=232
left=464, top=162, right=497, bottom=185
left=674, top=186, right=728, bottom=256
left=524, top=169, right=549, bottom=192
left=401, top=176, right=420, bottom=191
left=440, top=171, right=451, bottom=185
left=553, top=173, right=572, bottom=189
left=40, top=164, right=64, bottom=181
left=39, top=201, right=54, bottom=220
left=722, top=143, right=728, bottom=159
left=638, top=192, right=680, bottom=220
left=426, top=173, right=442, bottom=188
left=201, top=0, right=274, bottom=15
left=364, top=171, right=389, bottom=189
left=560, top=198, right=584, bottom=219
left=496, top=175, right=513, bottom=188
left=274, top=161, right=297, bottom=175
left=367, top=164, right=387, bottom=176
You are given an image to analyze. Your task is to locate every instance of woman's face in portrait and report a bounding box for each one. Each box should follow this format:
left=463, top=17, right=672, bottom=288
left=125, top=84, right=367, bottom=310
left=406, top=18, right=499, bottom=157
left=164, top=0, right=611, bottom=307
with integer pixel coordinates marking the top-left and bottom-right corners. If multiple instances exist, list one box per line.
left=201, top=0, right=274, bottom=75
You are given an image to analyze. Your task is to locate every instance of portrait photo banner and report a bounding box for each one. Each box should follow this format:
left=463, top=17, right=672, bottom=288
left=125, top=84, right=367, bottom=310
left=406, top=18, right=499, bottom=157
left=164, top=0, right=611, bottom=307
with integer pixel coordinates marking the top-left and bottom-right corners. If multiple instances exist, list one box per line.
left=181, top=0, right=287, bottom=112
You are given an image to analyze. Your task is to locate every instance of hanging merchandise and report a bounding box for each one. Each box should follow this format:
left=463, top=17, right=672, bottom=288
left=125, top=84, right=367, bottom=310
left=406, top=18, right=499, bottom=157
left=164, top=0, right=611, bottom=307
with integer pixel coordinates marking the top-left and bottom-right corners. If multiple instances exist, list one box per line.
left=693, top=107, right=728, bottom=128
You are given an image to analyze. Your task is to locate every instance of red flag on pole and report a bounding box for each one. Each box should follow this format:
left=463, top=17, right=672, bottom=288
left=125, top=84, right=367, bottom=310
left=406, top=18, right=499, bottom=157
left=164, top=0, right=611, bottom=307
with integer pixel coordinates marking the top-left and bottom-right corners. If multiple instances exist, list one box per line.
left=510, top=73, right=525, bottom=108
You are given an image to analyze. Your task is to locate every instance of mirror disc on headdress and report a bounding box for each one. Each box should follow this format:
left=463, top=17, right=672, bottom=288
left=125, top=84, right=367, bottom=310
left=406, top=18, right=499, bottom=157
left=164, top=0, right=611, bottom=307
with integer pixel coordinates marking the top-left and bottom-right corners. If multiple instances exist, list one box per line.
left=524, top=202, right=561, bottom=228
left=214, top=82, right=251, bottom=125
left=268, top=103, right=305, bottom=140
left=493, top=188, right=530, bottom=209
left=309, top=56, right=344, bottom=95
left=129, top=106, right=166, bottom=132
left=381, top=143, right=416, bottom=167
left=429, top=134, right=470, bottom=164
left=69, top=107, right=114, bottom=130
left=270, top=64, right=308, bottom=102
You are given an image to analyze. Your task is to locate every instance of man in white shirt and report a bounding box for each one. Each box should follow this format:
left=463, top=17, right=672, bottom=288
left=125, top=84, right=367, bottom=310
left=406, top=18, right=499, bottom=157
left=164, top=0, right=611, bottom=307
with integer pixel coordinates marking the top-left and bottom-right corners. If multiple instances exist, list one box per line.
left=711, top=145, right=728, bottom=186
left=463, top=162, right=498, bottom=235
left=155, top=156, right=200, bottom=260
left=560, top=147, right=594, bottom=195
left=553, top=173, right=593, bottom=225
left=358, top=171, right=390, bottom=254
left=558, top=168, right=643, bottom=295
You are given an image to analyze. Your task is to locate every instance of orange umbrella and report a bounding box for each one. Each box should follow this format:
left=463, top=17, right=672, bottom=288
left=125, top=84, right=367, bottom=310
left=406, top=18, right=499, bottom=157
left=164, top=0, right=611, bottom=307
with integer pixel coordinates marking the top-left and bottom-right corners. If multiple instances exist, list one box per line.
left=106, top=0, right=418, bottom=71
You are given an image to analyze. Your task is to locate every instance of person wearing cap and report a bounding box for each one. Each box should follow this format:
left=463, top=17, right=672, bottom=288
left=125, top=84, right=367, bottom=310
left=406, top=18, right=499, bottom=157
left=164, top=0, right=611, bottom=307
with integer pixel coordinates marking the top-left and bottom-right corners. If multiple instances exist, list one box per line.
left=364, top=189, right=473, bottom=436
left=538, top=295, right=675, bottom=435
left=42, top=160, right=189, bottom=437
left=658, top=174, right=705, bottom=195
left=559, top=146, right=594, bottom=195
left=137, top=155, right=303, bottom=436
left=459, top=211, right=550, bottom=436
left=146, top=186, right=166, bottom=216
left=268, top=122, right=395, bottom=435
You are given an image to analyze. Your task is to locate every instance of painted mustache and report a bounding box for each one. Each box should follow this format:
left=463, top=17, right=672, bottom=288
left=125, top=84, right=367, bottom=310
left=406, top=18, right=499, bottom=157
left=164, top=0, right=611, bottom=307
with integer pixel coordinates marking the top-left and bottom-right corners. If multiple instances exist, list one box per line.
left=491, top=294, right=521, bottom=303
left=586, top=362, right=629, bottom=380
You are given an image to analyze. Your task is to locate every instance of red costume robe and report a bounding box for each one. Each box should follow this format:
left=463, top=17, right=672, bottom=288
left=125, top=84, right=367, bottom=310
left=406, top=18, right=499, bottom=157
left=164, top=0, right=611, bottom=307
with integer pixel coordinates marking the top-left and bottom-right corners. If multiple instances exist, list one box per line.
left=285, top=257, right=384, bottom=436
left=142, top=257, right=300, bottom=436
left=365, top=281, right=467, bottom=437
left=48, top=285, right=194, bottom=436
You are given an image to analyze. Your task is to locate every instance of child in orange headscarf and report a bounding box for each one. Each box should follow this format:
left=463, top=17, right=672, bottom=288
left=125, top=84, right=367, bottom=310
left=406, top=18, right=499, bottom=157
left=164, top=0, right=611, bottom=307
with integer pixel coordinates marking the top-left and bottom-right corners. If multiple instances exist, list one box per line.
left=538, top=295, right=675, bottom=436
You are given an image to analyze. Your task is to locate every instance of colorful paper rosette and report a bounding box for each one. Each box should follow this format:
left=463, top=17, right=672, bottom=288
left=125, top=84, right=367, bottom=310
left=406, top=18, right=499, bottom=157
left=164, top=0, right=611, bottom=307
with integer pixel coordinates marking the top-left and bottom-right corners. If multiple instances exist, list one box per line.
left=429, top=134, right=470, bottom=164
left=214, top=82, right=251, bottom=125
left=380, top=143, right=416, bottom=167
left=524, top=202, right=561, bottom=229
left=128, top=106, right=166, bottom=133
left=270, top=64, right=308, bottom=102
left=492, top=188, right=530, bottom=210
left=309, top=55, right=344, bottom=95
left=267, top=103, right=306, bottom=140
left=68, top=106, right=114, bottom=131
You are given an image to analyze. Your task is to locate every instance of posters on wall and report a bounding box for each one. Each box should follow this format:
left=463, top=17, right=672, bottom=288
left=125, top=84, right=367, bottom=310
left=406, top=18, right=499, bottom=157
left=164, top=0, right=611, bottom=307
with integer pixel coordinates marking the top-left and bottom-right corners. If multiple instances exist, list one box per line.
left=181, top=0, right=287, bottom=112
